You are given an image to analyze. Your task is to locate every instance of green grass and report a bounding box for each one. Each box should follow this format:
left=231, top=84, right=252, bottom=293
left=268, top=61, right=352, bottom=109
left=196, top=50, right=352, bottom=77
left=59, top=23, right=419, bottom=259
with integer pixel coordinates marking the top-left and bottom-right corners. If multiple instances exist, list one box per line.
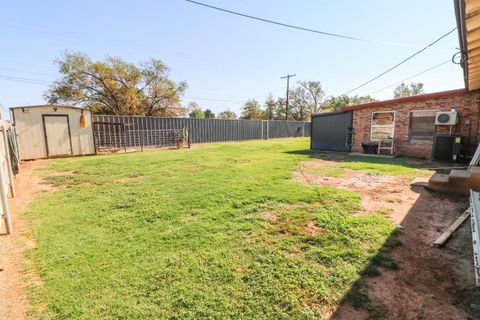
left=302, top=154, right=431, bottom=180
left=305, top=165, right=347, bottom=178
left=341, top=156, right=431, bottom=178
left=23, top=138, right=416, bottom=319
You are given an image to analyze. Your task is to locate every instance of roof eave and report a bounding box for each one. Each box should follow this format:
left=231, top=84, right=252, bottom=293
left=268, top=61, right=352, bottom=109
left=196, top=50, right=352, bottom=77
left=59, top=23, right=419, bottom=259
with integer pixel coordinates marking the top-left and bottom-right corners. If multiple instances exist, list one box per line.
left=9, top=104, right=84, bottom=110
left=340, top=88, right=469, bottom=112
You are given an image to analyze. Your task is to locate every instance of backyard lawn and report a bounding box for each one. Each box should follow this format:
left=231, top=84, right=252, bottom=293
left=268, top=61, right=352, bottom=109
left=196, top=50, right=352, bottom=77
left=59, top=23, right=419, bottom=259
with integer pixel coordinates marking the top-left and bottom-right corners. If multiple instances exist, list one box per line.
left=23, top=138, right=426, bottom=319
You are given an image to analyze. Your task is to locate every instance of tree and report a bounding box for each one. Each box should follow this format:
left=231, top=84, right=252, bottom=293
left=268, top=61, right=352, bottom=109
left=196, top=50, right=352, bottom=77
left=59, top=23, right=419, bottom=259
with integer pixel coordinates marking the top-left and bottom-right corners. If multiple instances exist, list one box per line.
left=289, top=87, right=311, bottom=120
left=264, top=95, right=276, bottom=120
left=240, top=99, right=265, bottom=120
left=217, top=110, right=237, bottom=120
left=393, top=82, right=424, bottom=98
left=189, top=108, right=205, bottom=118
left=322, top=95, right=377, bottom=112
left=45, top=51, right=187, bottom=116
left=288, top=81, right=326, bottom=120
left=273, top=97, right=286, bottom=120
left=204, top=109, right=215, bottom=119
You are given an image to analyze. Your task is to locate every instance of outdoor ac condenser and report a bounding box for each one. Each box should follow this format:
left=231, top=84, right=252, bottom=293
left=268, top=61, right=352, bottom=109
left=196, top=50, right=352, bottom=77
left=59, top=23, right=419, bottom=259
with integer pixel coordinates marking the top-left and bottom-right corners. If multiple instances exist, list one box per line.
left=435, top=111, right=458, bottom=125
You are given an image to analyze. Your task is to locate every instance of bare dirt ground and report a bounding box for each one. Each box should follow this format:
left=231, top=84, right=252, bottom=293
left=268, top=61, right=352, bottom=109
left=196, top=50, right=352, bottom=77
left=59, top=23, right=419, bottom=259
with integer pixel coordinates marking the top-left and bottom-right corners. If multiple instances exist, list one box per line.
left=297, top=160, right=478, bottom=320
left=1, top=157, right=477, bottom=320
left=0, top=160, right=52, bottom=320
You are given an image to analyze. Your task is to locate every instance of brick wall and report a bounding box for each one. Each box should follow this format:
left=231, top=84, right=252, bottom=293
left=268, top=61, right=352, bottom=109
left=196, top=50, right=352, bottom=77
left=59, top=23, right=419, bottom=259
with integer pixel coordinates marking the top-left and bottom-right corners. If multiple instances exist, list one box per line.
left=351, top=90, right=480, bottom=159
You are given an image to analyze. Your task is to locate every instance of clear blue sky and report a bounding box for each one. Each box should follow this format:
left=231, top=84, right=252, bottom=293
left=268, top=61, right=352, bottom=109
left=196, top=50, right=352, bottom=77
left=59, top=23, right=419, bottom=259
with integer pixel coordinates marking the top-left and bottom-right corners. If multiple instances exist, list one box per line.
left=0, top=0, right=463, bottom=118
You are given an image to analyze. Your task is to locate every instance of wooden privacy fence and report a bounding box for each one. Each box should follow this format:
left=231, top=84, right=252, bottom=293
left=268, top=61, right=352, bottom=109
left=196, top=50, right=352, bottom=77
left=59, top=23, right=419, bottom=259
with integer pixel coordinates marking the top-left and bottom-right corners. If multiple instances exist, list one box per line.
left=92, top=115, right=310, bottom=148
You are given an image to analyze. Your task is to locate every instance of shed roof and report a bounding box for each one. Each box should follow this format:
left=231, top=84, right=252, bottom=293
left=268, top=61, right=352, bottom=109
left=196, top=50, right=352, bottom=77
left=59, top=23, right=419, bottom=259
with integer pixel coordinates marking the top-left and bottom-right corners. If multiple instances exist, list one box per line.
left=339, top=88, right=468, bottom=112
left=10, top=104, right=85, bottom=111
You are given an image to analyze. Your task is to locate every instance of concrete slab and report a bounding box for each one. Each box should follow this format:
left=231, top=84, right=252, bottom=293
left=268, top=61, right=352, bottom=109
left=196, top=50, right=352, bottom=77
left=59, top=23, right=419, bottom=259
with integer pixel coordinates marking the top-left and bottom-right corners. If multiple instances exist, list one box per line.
left=348, top=152, right=398, bottom=159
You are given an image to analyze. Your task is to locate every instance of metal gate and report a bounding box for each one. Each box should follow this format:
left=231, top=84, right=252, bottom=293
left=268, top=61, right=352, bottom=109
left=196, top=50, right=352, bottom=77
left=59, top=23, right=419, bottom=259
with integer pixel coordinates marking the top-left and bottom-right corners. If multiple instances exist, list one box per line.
left=92, top=121, right=189, bottom=152
left=310, top=111, right=353, bottom=151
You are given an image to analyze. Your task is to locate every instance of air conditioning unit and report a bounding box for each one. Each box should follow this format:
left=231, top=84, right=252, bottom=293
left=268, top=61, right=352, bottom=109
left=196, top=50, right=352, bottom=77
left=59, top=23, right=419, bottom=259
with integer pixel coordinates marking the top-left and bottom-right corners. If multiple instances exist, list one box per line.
left=435, top=111, right=458, bottom=125
left=432, top=135, right=464, bottom=161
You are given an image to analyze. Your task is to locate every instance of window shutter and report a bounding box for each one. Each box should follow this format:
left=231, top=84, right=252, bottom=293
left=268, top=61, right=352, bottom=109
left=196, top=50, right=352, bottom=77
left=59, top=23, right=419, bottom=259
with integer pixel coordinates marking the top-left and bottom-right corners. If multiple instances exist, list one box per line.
left=410, top=110, right=436, bottom=141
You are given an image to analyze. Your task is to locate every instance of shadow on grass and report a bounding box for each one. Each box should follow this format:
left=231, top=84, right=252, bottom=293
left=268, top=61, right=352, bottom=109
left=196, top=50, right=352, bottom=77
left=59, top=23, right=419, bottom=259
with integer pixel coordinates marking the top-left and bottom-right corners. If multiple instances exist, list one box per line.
left=287, top=149, right=471, bottom=172
left=285, top=149, right=429, bottom=169
left=288, top=149, right=474, bottom=318
left=331, top=230, right=402, bottom=319
left=328, top=185, right=472, bottom=319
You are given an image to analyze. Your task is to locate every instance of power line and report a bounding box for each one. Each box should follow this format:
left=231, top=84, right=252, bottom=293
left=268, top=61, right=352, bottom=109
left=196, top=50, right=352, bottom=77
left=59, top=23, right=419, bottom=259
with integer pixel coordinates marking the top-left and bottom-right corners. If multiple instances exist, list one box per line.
left=0, top=75, right=253, bottom=102
left=0, top=75, right=51, bottom=85
left=185, top=0, right=422, bottom=48
left=0, top=67, right=56, bottom=77
left=367, top=59, right=451, bottom=95
left=184, top=96, right=248, bottom=103
left=343, top=27, right=457, bottom=95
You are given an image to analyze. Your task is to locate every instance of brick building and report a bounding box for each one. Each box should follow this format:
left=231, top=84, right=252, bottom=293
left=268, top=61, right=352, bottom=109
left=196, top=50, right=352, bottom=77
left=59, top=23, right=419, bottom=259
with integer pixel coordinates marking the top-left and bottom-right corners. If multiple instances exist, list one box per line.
left=341, top=89, right=480, bottom=159
left=310, top=0, right=480, bottom=160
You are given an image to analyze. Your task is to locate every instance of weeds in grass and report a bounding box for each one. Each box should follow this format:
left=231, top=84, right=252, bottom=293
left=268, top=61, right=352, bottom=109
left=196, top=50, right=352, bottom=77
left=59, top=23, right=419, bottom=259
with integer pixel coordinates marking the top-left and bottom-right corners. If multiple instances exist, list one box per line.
left=341, top=156, right=431, bottom=178
left=377, top=208, right=393, bottom=216
left=24, top=139, right=413, bottom=319
left=305, top=165, right=346, bottom=178
left=385, top=197, right=402, bottom=203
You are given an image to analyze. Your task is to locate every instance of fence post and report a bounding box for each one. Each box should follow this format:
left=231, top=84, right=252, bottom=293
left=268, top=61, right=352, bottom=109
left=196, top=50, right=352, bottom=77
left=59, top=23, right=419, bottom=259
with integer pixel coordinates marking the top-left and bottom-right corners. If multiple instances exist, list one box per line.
left=302, top=121, right=305, bottom=137
left=266, top=121, right=269, bottom=140
left=0, top=156, right=12, bottom=234
left=2, top=125, right=15, bottom=198
left=123, top=125, right=127, bottom=153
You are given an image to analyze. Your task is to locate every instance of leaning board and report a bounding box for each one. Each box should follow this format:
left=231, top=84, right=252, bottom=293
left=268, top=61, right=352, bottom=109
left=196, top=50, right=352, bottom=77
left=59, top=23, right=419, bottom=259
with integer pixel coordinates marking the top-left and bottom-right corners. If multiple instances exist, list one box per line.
left=469, top=190, right=480, bottom=287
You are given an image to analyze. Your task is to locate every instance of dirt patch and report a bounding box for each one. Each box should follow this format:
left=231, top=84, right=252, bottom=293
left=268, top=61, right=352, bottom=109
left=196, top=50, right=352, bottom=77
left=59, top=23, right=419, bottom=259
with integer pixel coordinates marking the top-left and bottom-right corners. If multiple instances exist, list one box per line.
left=297, top=160, right=426, bottom=219
left=296, top=159, right=473, bottom=319
left=0, top=160, right=53, bottom=320
left=261, top=211, right=278, bottom=222
left=302, top=221, right=322, bottom=237
left=49, top=170, right=76, bottom=177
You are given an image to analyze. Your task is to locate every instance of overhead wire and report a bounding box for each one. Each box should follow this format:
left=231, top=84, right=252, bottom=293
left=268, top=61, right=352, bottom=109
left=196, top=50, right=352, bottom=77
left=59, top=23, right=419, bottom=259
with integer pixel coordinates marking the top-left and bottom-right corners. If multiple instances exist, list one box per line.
left=0, top=67, right=56, bottom=77
left=185, top=0, right=423, bottom=48
left=0, top=74, right=253, bottom=103
left=343, top=27, right=457, bottom=95
left=0, top=75, right=52, bottom=85
left=367, top=59, right=452, bottom=95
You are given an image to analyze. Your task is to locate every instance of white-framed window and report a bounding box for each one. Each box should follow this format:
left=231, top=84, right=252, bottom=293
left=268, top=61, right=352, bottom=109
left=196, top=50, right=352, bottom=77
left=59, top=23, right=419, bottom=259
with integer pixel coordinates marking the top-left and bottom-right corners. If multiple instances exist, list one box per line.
left=409, top=110, right=437, bottom=141
left=371, top=111, right=395, bottom=140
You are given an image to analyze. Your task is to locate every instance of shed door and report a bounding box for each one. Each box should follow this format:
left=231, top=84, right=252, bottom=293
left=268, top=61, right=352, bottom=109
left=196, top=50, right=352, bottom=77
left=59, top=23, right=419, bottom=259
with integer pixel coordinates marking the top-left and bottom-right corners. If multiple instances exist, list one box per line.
left=43, top=115, right=73, bottom=157
left=311, top=111, right=353, bottom=151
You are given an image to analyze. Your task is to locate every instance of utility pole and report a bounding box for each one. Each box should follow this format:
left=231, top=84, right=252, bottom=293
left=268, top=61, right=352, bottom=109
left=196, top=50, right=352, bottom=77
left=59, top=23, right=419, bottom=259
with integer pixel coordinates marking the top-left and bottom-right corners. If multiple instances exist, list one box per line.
left=280, top=74, right=296, bottom=120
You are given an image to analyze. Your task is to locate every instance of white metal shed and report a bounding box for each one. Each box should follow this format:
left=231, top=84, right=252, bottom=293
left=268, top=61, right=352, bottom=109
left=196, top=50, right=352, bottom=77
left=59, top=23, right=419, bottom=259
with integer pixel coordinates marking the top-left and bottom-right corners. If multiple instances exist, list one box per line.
left=11, top=105, right=95, bottom=160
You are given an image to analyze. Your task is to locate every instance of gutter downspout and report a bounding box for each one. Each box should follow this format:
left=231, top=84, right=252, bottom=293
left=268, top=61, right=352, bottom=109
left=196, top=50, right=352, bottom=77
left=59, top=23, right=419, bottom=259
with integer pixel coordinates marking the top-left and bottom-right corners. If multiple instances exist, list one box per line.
left=454, top=0, right=469, bottom=89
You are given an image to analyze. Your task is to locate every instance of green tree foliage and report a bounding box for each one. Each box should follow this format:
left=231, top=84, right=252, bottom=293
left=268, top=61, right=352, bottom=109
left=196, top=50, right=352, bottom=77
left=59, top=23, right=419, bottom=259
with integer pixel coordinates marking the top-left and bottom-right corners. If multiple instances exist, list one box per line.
left=45, top=51, right=188, bottom=116
left=204, top=109, right=215, bottom=119
left=217, top=110, right=237, bottom=120
left=263, top=95, right=286, bottom=120
left=189, top=108, right=205, bottom=118
left=273, top=97, right=287, bottom=120
left=393, top=82, right=424, bottom=98
left=290, top=81, right=326, bottom=120
left=264, top=95, right=276, bottom=120
left=322, top=95, right=377, bottom=112
left=240, top=99, right=265, bottom=120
